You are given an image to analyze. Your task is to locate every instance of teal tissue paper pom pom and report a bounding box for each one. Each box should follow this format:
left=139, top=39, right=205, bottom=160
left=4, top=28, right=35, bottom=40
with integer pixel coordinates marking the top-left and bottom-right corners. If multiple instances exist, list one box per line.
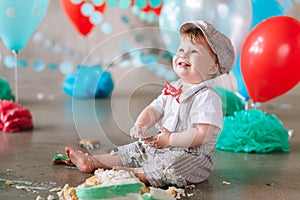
left=216, top=109, right=290, bottom=153
left=0, top=78, right=15, bottom=101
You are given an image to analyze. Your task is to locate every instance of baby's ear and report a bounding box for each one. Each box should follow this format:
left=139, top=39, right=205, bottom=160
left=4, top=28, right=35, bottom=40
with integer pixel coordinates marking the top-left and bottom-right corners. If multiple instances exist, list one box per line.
left=208, top=63, right=219, bottom=75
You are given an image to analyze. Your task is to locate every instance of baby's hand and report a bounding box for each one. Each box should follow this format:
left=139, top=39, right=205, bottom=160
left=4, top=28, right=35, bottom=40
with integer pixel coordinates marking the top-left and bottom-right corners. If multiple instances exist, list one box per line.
left=144, top=127, right=171, bottom=148
left=130, top=125, right=147, bottom=139
left=156, top=128, right=171, bottom=148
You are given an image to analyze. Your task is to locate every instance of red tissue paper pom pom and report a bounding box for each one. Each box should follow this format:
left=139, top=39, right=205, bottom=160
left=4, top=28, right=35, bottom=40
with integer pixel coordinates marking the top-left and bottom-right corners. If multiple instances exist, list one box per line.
left=0, top=100, right=33, bottom=133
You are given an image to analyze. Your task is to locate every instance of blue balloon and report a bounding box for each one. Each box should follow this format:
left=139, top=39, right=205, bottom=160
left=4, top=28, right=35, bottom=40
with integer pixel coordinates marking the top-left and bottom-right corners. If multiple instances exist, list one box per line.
left=62, top=65, right=114, bottom=99
left=232, top=54, right=249, bottom=101
left=0, top=0, right=49, bottom=51
left=251, top=0, right=285, bottom=29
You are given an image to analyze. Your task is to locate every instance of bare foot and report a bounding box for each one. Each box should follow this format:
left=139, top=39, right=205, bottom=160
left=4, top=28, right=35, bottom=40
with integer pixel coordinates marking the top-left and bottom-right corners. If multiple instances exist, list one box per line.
left=65, top=147, right=99, bottom=173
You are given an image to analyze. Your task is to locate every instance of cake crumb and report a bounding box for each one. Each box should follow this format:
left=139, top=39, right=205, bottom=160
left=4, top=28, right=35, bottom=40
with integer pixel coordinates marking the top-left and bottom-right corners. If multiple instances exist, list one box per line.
left=222, top=181, right=231, bottom=185
left=5, top=180, right=13, bottom=186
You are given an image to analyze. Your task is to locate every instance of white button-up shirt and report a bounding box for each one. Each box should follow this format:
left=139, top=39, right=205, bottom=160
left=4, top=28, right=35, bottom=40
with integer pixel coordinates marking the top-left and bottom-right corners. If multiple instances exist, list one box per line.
left=150, top=79, right=223, bottom=133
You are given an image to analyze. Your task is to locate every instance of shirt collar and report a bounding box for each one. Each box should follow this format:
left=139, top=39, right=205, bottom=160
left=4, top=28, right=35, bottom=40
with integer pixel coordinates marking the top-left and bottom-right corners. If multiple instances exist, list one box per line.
left=171, top=79, right=215, bottom=103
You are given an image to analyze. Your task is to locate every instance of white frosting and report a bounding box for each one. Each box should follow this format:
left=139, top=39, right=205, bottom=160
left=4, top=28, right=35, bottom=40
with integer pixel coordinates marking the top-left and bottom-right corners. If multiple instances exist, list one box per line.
left=100, top=178, right=140, bottom=187
left=150, top=187, right=175, bottom=200
left=149, top=186, right=185, bottom=200
left=94, top=169, right=140, bottom=187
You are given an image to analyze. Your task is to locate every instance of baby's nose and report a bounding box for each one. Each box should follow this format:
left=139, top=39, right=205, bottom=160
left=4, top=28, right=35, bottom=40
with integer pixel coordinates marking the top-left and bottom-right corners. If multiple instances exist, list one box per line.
left=180, top=52, right=189, bottom=58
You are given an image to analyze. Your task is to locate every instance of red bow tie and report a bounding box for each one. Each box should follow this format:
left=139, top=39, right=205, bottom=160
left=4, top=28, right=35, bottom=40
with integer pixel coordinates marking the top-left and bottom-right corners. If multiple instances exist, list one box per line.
left=163, top=82, right=182, bottom=103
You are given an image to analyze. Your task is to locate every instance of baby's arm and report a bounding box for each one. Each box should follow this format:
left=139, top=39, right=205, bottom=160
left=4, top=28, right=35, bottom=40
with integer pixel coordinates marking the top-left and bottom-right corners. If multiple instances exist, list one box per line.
left=130, top=105, right=162, bottom=138
left=169, top=124, right=219, bottom=147
left=152, top=124, right=220, bottom=148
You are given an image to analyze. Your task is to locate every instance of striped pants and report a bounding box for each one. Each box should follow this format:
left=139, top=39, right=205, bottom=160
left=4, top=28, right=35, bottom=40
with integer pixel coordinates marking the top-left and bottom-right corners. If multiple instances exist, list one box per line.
left=118, top=141, right=214, bottom=187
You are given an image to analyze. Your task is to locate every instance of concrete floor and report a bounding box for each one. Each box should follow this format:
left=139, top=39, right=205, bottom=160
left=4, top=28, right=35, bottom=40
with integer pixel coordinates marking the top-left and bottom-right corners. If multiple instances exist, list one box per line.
left=0, top=91, right=299, bottom=200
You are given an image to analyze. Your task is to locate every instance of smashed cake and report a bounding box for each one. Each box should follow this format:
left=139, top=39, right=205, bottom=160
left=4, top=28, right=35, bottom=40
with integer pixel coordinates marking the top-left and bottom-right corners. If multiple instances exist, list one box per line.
left=61, top=169, right=145, bottom=200
left=60, top=169, right=186, bottom=200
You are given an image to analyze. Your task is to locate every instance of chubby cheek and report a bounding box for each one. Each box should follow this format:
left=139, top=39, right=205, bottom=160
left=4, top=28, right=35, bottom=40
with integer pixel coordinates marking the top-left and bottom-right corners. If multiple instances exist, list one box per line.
left=172, top=56, right=179, bottom=72
left=172, top=55, right=178, bottom=68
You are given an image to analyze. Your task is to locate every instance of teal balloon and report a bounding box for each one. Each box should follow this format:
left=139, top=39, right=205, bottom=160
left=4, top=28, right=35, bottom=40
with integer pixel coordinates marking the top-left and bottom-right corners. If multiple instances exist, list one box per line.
left=0, top=0, right=49, bottom=51
left=251, top=0, right=285, bottom=29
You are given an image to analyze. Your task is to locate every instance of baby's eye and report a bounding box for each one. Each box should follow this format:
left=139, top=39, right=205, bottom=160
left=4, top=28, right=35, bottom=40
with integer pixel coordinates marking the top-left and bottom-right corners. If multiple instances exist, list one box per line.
left=191, top=50, right=199, bottom=54
left=177, top=48, right=184, bottom=53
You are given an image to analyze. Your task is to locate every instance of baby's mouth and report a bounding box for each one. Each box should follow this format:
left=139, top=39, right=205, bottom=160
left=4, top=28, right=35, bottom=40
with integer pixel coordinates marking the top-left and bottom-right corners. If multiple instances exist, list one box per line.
left=178, top=62, right=190, bottom=70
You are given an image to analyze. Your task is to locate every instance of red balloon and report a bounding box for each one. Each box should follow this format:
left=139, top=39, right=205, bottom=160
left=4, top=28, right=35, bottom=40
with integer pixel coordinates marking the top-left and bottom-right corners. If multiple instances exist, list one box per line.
left=241, top=16, right=300, bottom=103
left=60, top=0, right=106, bottom=36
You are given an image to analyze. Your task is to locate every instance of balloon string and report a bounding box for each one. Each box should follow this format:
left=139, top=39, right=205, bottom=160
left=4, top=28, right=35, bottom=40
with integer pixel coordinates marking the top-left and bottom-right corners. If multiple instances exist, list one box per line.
left=245, top=101, right=249, bottom=110
left=227, top=72, right=243, bottom=112
left=13, top=50, right=19, bottom=103
left=84, top=35, right=89, bottom=63
left=227, top=72, right=235, bottom=92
